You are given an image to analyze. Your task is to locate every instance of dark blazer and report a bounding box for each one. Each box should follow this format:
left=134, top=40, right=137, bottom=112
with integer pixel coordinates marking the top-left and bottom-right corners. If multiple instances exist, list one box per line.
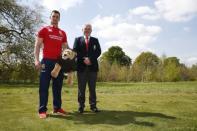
left=73, top=36, right=101, bottom=72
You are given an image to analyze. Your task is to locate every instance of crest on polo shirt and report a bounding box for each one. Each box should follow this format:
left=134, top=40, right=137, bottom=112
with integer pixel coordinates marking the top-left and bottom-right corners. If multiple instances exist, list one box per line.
left=47, top=27, right=52, bottom=32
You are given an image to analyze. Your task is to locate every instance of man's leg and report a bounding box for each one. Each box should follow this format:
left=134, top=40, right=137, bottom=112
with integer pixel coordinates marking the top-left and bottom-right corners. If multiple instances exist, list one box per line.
left=88, top=71, right=97, bottom=109
left=52, top=70, right=64, bottom=110
left=77, top=70, right=88, bottom=110
left=39, top=60, right=51, bottom=113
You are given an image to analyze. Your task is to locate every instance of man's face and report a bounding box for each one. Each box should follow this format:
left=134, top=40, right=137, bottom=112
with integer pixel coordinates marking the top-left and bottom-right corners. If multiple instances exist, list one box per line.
left=50, top=12, right=60, bottom=25
left=83, top=25, right=92, bottom=37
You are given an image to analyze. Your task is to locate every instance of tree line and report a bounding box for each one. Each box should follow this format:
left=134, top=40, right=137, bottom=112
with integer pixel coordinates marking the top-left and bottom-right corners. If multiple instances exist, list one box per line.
left=98, top=46, right=197, bottom=82
left=0, top=0, right=196, bottom=83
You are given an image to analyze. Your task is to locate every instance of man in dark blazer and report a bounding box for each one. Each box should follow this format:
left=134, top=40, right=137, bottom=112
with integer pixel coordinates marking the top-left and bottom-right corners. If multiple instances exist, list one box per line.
left=73, top=24, right=101, bottom=113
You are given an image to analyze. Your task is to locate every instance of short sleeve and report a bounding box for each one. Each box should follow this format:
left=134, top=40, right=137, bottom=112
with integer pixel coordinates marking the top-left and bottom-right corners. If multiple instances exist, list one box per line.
left=37, top=27, right=46, bottom=38
left=62, top=31, right=67, bottom=43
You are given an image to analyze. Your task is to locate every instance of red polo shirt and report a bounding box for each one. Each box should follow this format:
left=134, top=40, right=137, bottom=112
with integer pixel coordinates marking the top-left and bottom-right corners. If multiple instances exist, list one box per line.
left=38, top=26, right=67, bottom=59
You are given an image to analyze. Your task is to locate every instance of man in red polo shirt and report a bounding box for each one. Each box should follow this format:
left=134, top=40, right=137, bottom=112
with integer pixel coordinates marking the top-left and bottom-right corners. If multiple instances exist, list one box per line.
left=34, top=10, right=67, bottom=119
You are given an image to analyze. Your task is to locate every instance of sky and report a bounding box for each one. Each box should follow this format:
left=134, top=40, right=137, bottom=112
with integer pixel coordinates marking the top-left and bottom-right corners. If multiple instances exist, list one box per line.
left=19, top=0, right=197, bottom=66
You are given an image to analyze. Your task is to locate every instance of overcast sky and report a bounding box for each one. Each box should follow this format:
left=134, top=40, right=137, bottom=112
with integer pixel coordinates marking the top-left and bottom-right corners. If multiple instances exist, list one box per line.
left=19, top=0, right=197, bottom=66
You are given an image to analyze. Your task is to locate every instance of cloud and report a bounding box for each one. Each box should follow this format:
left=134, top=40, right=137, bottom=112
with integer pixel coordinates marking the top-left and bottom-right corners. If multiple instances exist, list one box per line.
left=129, top=0, right=197, bottom=22
left=90, top=15, right=162, bottom=58
left=129, top=6, right=156, bottom=15
left=129, top=6, right=160, bottom=21
left=183, top=57, right=197, bottom=66
left=42, top=0, right=83, bottom=11
left=155, top=0, right=197, bottom=22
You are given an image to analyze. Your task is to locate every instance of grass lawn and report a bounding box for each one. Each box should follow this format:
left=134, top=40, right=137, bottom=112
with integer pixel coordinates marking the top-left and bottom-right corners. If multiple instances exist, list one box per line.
left=0, top=81, right=197, bottom=131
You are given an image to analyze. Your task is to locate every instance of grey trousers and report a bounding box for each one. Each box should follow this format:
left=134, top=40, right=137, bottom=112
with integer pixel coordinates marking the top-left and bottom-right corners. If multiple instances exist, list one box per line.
left=77, top=68, right=97, bottom=108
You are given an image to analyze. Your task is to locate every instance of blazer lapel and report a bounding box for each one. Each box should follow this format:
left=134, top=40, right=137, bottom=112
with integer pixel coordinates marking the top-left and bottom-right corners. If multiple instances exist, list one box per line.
left=80, top=37, right=86, bottom=50
left=88, top=37, right=92, bottom=50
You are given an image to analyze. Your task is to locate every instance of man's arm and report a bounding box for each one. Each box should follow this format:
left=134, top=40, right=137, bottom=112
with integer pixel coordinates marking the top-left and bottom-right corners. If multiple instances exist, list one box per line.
left=88, top=38, right=101, bottom=64
left=34, top=37, right=43, bottom=70
left=73, top=37, right=78, bottom=52
left=73, top=37, right=85, bottom=63
left=62, top=42, right=69, bottom=49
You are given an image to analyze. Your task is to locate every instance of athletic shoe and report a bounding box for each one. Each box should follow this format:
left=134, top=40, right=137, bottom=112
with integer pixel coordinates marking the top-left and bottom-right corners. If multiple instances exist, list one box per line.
left=53, top=108, right=68, bottom=116
left=39, top=112, right=47, bottom=119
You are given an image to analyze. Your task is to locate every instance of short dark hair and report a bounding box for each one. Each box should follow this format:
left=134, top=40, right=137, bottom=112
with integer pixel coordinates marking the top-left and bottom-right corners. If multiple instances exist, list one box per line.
left=51, top=10, right=60, bottom=18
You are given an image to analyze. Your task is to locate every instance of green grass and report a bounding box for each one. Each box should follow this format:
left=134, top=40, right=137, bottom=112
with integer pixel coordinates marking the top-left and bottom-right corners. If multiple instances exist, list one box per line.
left=0, top=81, right=197, bottom=131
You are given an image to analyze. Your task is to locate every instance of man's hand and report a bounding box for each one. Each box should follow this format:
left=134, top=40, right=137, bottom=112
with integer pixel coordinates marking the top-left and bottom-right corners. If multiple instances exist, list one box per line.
left=35, top=60, right=41, bottom=70
left=83, top=57, right=91, bottom=65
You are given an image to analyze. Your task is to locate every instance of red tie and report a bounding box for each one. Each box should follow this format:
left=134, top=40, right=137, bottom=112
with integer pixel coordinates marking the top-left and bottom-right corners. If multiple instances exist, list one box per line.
left=85, top=36, right=89, bottom=51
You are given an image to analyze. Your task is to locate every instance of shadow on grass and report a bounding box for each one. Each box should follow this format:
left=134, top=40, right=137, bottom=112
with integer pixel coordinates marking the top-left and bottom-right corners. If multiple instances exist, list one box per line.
left=49, top=110, right=176, bottom=127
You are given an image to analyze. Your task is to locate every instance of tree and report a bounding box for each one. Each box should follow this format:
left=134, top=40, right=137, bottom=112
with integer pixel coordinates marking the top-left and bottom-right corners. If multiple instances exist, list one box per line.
left=179, top=64, right=191, bottom=81
left=131, top=52, right=160, bottom=82
left=0, top=0, right=43, bottom=82
left=163, top=57, right=180, bottom=67
left=163, top=57, right=181, bottom=81
left=97, top=59, right=111, bottom=82
left=189, top=64, right=197, bottom=80
left=101, top=46, right=132, bottom=66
